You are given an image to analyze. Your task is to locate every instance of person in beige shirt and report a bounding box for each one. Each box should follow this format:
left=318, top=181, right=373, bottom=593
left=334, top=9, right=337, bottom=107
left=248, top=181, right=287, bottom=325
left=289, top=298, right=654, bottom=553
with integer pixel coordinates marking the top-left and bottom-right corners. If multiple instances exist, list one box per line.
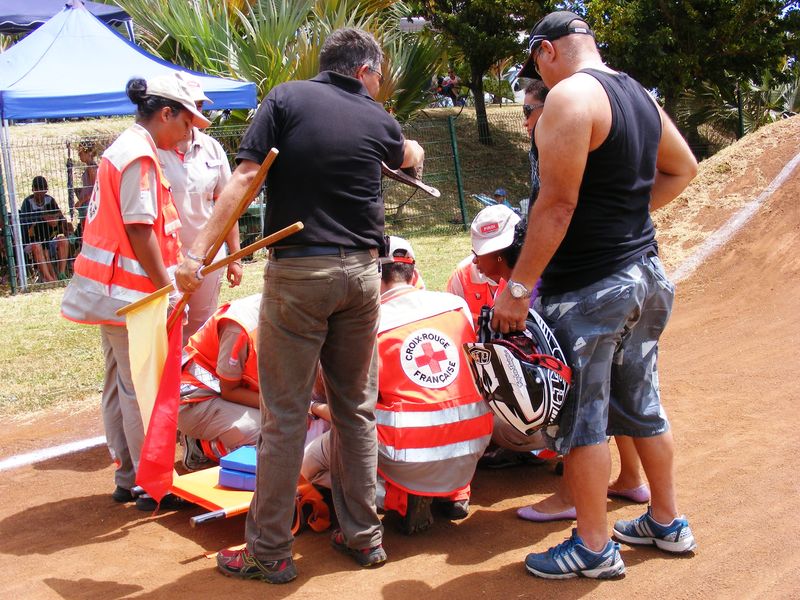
left=160, top=74, right=242, bottom=343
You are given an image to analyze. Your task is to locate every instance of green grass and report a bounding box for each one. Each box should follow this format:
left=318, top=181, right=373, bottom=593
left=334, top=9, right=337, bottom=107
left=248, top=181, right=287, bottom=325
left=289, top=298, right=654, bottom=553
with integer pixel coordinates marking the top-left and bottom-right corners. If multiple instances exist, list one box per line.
left=0, top=230, right=470, bottom=416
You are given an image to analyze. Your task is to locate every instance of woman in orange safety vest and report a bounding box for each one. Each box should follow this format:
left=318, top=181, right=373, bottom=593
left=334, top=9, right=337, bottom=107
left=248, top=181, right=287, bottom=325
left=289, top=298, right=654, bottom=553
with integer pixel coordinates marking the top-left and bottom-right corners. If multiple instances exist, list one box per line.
left=61, top=74, right=211, bottom=512
left=446, top=204, right=530, bottom=327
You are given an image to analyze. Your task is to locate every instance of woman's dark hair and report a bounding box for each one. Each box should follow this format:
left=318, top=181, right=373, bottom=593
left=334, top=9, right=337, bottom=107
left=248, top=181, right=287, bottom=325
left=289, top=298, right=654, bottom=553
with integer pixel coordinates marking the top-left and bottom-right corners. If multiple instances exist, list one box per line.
left=499, top=219, right=528, bottom=268
left=126, top=78, right=184, bottom=121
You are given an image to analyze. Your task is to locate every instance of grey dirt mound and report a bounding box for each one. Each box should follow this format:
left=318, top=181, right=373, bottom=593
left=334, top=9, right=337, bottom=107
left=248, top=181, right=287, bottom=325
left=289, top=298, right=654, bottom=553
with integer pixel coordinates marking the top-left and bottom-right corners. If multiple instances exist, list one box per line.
left=0, top=116, right=799, bottom=599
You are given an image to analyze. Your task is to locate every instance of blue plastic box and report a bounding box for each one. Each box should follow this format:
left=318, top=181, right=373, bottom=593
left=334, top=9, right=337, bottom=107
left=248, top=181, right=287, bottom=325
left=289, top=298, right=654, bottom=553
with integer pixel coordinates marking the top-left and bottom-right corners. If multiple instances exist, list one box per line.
left=219, top=445, right=257, bottom=474
left=219, top=467, right=256, bottom=491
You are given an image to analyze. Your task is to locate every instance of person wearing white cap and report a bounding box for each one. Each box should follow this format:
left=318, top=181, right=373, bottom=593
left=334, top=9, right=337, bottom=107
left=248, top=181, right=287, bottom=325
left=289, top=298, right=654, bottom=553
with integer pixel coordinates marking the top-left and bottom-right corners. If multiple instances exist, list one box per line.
left=61, top=73, right=211, bottom=511
left=301, top=236, right=492, bottom=535
left=159, top=72, right=242, bottom=349
left=446, top=204, right=530, bottom=327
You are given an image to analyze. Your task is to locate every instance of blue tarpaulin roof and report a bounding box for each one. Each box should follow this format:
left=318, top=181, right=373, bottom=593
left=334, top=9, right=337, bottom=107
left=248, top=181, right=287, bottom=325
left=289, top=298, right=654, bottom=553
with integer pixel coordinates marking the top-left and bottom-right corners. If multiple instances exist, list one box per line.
left=0, top=3, right=258, bottom=120
left=0, top=0, right=131, bottom=34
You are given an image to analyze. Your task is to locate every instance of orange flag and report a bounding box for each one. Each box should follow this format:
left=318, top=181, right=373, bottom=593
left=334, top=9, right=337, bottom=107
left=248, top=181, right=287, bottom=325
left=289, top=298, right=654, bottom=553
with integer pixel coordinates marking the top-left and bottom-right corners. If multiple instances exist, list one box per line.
left=135, top=316, right=183, bottom=505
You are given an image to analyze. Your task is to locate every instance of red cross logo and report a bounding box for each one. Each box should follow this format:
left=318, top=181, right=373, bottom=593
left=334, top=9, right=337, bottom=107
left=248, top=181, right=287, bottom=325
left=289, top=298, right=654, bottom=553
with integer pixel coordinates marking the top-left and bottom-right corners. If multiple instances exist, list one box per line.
left=415, top=342, right=448, bottom=374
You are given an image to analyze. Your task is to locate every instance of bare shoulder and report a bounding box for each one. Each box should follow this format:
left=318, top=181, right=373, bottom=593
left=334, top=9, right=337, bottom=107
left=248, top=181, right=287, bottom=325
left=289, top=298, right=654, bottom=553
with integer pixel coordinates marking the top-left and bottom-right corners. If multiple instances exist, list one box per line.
left=546, top=71, right=612, bottom=149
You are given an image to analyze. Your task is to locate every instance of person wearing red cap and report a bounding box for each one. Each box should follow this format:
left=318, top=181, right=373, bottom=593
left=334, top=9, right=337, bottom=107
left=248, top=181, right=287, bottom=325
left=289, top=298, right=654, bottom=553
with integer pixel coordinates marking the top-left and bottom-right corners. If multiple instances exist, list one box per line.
left=494, top=10, right=698, bottom=579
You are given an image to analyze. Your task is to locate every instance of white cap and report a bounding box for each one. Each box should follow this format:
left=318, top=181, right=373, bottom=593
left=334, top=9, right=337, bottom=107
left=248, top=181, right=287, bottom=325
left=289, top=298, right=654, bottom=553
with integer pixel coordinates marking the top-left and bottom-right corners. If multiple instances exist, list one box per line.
left=175, top=71, right=213, bottom=105
left=380, top=236, right=416, bottom=264
left=145, top=73, right=211, bottom=128
left=470, top=204, right=521, bottom=256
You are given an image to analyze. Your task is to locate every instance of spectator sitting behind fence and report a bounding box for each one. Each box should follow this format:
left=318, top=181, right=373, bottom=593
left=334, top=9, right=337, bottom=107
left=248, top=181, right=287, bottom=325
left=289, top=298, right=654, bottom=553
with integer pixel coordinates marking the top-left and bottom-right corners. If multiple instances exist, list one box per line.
left=20, top=175, right=71, bottom=282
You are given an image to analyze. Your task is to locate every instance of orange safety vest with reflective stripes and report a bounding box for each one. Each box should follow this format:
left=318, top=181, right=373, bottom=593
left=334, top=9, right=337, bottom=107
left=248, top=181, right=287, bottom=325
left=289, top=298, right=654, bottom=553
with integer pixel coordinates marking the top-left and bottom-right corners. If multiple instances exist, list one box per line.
left=62, top=125, right=181, bottom=325
left=181, top=294, right=261, bottom=402
left=376, top=286, right=492, bottom=498
left=445, top=255, right=502, bottom=327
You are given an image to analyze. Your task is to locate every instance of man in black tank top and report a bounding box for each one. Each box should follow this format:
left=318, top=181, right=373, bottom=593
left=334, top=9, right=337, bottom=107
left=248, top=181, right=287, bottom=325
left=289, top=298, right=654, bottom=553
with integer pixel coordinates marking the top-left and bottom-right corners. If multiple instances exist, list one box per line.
left=493, top=11, right=699, bottom=580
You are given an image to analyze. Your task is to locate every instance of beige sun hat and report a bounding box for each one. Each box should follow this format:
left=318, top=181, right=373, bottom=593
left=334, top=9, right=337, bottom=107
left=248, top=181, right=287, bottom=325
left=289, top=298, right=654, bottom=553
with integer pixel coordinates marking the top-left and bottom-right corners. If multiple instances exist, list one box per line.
left=145, top=73, right=211, bottom=128
left=175, top=71, right=213, bottom=105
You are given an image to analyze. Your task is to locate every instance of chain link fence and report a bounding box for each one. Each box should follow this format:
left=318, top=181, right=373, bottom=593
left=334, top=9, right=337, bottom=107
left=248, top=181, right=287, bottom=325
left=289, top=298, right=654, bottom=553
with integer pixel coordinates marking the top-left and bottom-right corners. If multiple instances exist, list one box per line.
left=0, top=106, right=532, bottom=293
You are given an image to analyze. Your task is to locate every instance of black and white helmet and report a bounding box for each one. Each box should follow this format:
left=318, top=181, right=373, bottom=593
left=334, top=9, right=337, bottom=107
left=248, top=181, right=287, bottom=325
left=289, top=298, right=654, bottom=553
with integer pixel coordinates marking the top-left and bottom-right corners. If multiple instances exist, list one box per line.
left=464, top=306, right=572, bottom=436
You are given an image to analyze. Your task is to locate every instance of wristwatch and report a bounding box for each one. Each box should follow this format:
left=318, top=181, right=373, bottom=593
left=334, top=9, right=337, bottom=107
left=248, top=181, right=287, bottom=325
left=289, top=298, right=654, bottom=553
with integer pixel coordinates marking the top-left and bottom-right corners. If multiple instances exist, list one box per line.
left=507, top=280, right=532, bottom=299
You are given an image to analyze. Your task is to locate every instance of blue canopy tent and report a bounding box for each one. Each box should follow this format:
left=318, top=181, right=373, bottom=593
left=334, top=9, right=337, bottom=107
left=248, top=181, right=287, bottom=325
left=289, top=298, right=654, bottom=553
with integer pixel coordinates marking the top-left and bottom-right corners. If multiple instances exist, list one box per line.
left=0, top=0, right=133, bottom=38
left=0, top=3, right=258, bottom=290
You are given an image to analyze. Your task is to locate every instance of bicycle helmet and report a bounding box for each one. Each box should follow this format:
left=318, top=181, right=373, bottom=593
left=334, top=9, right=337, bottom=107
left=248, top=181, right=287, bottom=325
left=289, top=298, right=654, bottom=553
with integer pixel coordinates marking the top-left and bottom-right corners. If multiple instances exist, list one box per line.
left=464, top=306, right=571, bottom=436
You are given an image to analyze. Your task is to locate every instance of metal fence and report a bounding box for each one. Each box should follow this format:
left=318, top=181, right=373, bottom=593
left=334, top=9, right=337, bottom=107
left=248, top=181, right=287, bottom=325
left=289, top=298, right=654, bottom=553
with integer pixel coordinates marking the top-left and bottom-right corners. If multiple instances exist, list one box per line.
left=0, top=106, right=532, bottom=293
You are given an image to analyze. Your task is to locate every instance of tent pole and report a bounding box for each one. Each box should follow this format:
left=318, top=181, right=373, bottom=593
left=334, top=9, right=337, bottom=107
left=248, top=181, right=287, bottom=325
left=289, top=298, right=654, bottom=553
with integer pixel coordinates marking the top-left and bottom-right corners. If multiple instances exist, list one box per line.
left=0, top=153, right=17, bottom=293
left=125, top=21, right=136, bottom=44
left=1, top=119, right=27, bottom=292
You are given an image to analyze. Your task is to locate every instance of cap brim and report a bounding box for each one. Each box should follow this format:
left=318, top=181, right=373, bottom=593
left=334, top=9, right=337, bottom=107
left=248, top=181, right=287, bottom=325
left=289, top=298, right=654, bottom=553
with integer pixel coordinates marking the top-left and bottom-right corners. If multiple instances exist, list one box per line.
left=518, top=55, right=538, bottom=80
left=473, top=231, right=516, bottom=256
left=185, top=103, right=211, bottom=128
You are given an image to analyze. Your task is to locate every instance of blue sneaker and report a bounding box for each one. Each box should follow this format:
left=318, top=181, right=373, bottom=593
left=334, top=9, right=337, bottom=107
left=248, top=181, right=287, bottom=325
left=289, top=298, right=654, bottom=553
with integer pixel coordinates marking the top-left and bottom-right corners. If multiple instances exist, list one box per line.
left=525, top=529, right=625, bottom=579
left=613, top=507, right=697, bottom=553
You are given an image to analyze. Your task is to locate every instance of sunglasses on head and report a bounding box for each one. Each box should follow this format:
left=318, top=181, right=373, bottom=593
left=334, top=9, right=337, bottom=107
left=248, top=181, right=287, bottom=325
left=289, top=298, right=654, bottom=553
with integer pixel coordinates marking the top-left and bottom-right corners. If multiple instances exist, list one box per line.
left=523, top=103, right=544, bottom=118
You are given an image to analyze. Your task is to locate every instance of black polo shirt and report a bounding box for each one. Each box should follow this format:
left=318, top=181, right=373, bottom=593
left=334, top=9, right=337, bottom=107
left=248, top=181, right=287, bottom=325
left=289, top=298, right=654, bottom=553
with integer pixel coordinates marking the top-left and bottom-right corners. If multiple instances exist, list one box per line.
left=237, top=71, right=406, bottom=249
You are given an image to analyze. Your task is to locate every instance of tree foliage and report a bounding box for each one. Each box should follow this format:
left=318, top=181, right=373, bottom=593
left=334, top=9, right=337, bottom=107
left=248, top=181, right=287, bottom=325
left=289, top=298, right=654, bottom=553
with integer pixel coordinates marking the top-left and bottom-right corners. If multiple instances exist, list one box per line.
left=112, top=0, right=446, bottom=121
left=676, top=60, right=800, bottom=142
left=585, top=0, right=799, bottom=119
left=411, top=0, right=547, bottom=143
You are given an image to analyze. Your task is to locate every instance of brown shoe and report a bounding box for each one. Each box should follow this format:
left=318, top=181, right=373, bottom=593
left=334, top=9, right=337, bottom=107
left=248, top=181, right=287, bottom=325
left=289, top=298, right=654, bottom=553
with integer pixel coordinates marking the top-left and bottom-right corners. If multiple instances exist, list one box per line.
left=330, top=529, right=387, bottom=567
left=400, top=494, right=434, bottom=535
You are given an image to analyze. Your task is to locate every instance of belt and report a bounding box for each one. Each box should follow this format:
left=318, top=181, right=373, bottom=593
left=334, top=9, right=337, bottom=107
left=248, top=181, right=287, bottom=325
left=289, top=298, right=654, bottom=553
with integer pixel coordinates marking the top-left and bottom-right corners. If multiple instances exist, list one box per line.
left=638, top=249, right=658, bottom=264
left=271, top=245, right=370, bottom=259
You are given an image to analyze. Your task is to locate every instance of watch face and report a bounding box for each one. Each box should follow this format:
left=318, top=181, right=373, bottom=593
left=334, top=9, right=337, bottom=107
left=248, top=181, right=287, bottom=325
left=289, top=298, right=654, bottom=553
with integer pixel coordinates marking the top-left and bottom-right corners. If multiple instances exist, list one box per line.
left=510, top=282, right=524, bottom=298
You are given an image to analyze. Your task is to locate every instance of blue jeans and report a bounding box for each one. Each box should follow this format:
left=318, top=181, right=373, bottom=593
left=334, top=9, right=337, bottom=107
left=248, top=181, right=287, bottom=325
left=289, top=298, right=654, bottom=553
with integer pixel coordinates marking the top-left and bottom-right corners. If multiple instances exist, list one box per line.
left=535, top=253, right=673, bottom=454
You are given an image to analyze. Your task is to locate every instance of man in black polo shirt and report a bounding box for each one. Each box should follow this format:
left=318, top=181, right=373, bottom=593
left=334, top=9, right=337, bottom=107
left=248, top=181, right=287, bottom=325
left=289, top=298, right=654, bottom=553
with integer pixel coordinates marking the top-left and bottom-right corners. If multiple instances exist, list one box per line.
left=492, top=12, right=698, bottom=579
left=176, top=28, right=423, bottom=583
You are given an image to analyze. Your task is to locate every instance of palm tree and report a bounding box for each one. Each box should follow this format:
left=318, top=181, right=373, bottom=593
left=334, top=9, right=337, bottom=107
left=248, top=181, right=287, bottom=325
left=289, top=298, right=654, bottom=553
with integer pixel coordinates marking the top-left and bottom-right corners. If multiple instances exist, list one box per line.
left=114, top=0, right=445, bottom=121
left=677, top=62, right=800, bottom=142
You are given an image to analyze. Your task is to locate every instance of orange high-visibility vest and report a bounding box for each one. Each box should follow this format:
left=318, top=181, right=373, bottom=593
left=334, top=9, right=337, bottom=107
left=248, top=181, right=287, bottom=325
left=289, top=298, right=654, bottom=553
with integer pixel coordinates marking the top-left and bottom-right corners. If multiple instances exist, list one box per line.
left=181, top=294, right=261, bottom=401
left=376, top=286, right=492, bottom=498
left=62, top=125, right=181, bottom=325
left=446, top=255, right=501, bottom=327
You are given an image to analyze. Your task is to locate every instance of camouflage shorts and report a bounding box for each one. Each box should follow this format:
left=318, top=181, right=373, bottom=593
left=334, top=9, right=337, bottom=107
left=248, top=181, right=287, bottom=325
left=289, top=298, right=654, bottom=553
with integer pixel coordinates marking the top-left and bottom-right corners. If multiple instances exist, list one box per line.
left=535, top=253, right=673, bottom=454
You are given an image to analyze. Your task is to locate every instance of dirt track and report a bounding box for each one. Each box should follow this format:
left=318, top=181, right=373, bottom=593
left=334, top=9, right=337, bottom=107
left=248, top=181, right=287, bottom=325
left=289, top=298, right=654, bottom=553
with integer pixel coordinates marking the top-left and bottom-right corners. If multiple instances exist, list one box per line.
left=1, top=117, right=799, bottom=599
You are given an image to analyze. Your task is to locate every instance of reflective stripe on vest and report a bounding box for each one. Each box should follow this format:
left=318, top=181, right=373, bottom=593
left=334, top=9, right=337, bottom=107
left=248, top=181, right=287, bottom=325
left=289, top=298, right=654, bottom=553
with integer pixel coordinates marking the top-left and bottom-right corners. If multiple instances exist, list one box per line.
left=185, top=361, right=221, bottom=394
left=375, top=289, right=492, bottom=490
left=376, top=400, right=488, bottom=428
left=80, top=240, right=152, bottom=279
left=63, top=125, right=181, bottom=325
left=379, top=437, right=491, bottom=463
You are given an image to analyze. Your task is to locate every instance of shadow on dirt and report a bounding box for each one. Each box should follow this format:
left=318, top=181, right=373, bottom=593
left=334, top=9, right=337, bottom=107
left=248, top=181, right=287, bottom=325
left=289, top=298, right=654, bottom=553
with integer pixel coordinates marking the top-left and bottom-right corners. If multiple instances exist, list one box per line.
left=33, top=444, right=110, bottom=473
left=44, top=577, right=143, bottom=600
